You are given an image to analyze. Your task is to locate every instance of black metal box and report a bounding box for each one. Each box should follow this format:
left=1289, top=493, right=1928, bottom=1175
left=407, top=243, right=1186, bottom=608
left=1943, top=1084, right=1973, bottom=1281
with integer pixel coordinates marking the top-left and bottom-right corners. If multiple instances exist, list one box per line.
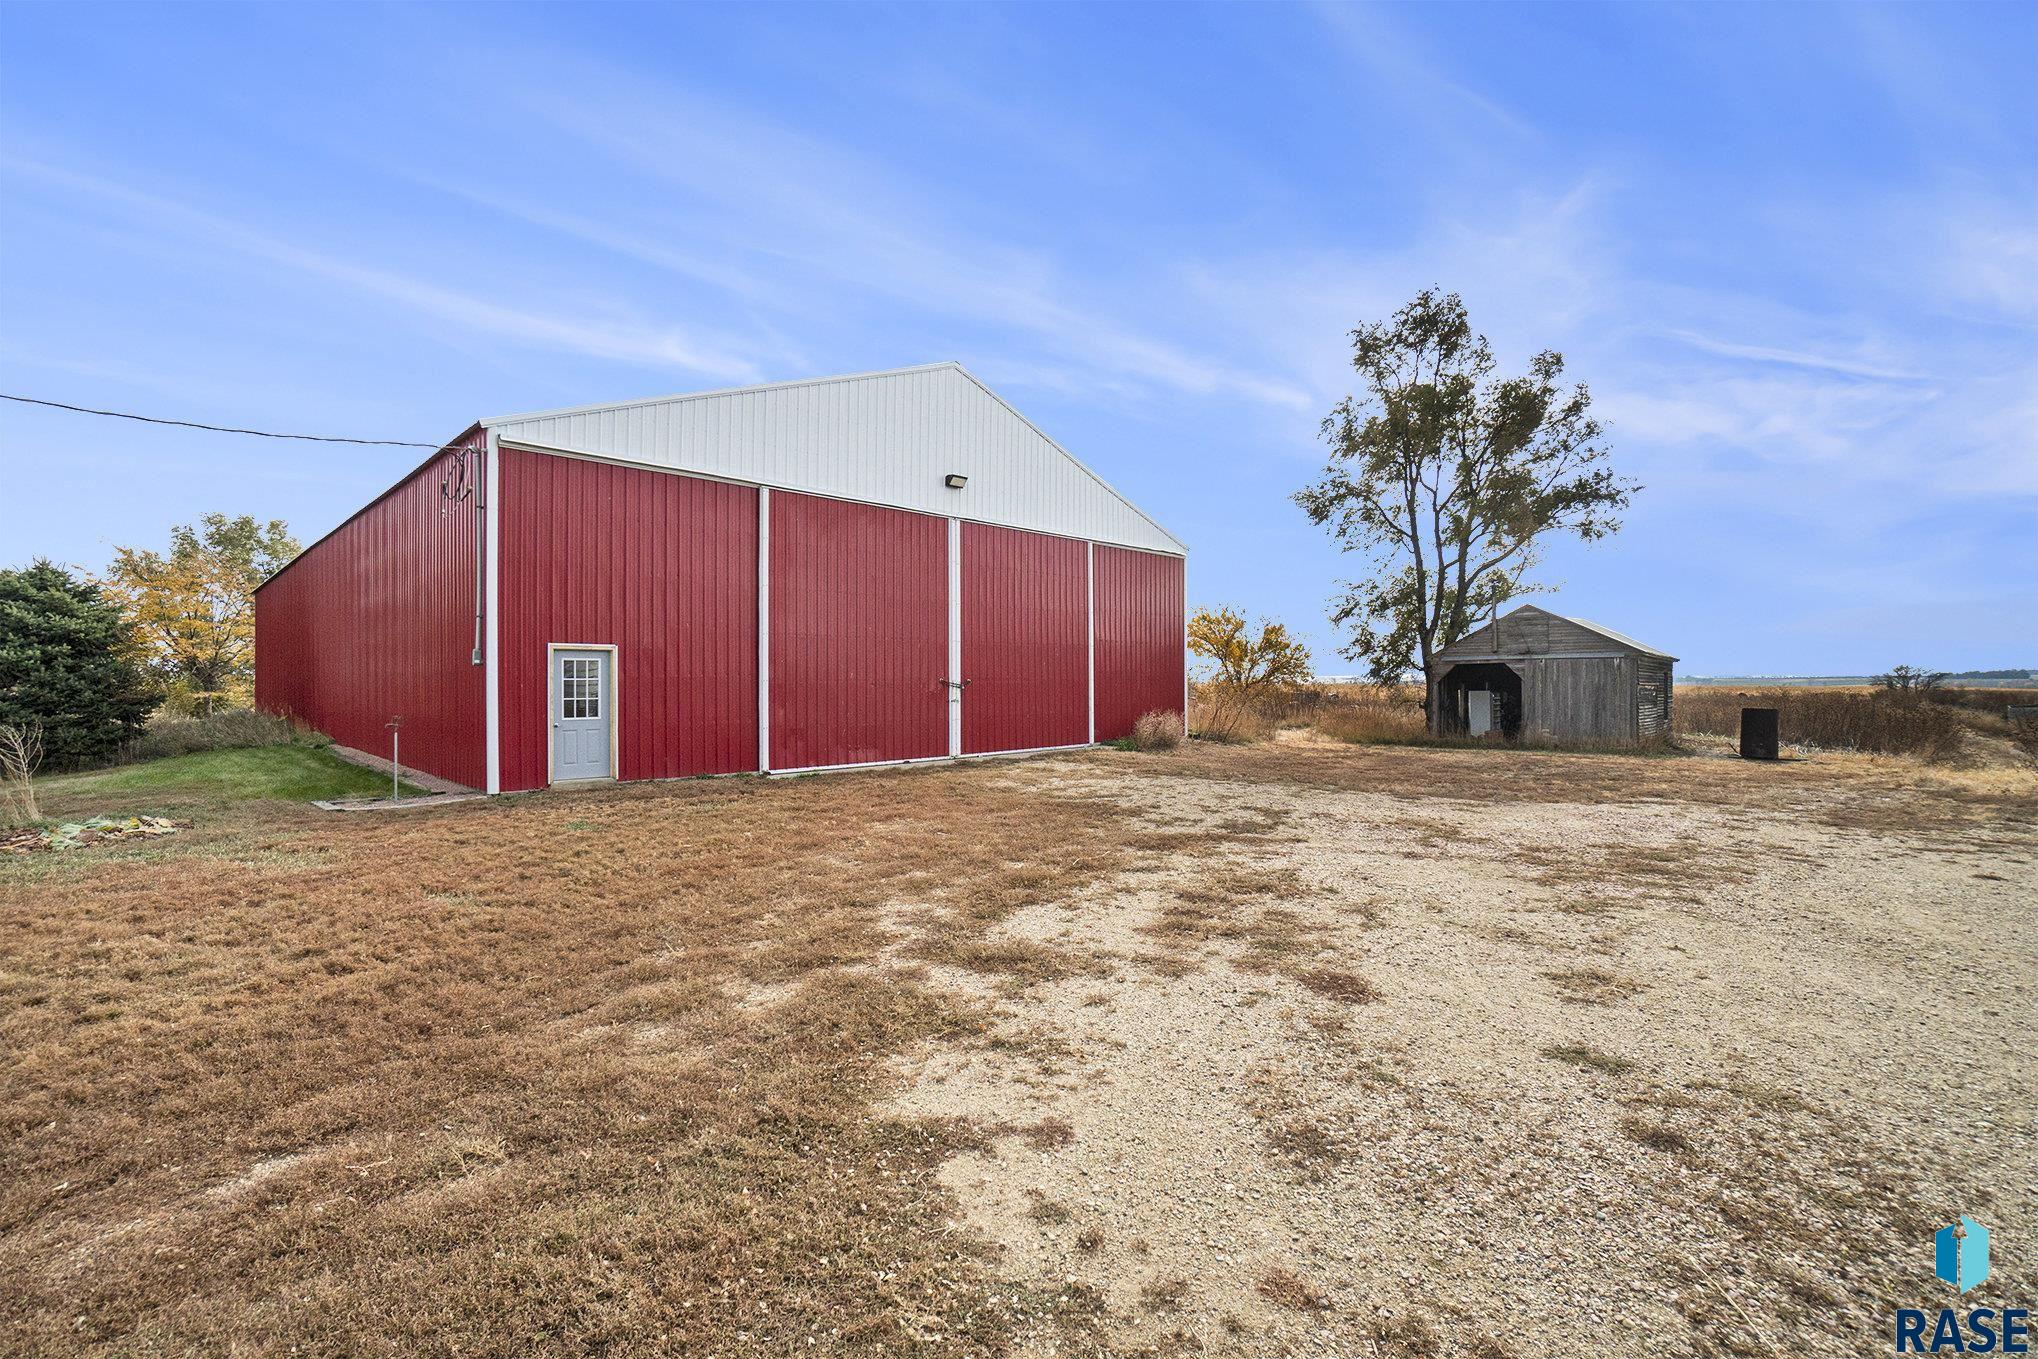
left=1740, top=707, right=1780, bottom=760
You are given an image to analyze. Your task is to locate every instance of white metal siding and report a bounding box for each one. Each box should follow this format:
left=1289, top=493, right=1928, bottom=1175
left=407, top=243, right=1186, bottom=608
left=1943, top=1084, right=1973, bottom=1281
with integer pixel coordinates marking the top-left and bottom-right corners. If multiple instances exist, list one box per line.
left=483, top=363, right=1184, bottom=556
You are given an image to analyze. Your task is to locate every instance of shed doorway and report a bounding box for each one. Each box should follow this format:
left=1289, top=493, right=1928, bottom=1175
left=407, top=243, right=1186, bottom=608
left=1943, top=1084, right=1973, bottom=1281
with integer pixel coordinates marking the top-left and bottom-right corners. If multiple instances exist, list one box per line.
left=1438, top=662, right=1522, bottom=739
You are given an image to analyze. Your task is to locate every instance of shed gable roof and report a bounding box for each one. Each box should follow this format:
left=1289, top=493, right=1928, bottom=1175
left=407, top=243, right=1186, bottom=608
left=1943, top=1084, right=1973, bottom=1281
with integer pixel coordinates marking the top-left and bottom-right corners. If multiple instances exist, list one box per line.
left=1434, top=604, right=1676, bottom=663
left=482, top=362, right=1184, bottom=555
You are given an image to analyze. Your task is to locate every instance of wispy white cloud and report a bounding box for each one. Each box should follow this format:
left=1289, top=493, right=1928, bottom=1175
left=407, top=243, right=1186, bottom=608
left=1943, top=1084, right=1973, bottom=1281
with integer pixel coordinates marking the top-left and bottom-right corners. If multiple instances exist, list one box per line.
left=473, top=69, right=1316, bottom=410
left=1309, top=1, right=1540, bottom=145
left=1657, top=330, right=1932, bottom=382
left=452, top=192, right=784, bottom=308
left=1833, top=5, right=2023, bottom=160
left=1170, top=178, right=1620, bottom=424
left=1163, top=164, right=2038, bottom=534
left=1940, top=213, right=2038, bottom=323
left=0, top=156, right=769, bottom=383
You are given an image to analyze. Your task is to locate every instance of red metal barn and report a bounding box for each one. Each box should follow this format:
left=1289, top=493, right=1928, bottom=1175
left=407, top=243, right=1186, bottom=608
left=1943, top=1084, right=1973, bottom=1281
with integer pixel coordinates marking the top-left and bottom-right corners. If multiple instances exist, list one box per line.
left=254, top=364, right=1187, bottom=792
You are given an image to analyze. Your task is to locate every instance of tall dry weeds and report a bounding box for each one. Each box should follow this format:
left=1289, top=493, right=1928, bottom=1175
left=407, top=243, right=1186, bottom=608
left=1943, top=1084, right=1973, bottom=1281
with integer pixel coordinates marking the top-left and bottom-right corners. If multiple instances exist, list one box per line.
left=1129, top=709, right=1184, bottom=751
left=2010, top=716, right=2038, bottom=771
left=0, top=723, right=44, bottom=823
left=1303, top=688, right=1428, bottom=744
left=1188, top=683, right=1273, bottom=743
left=1675, top=686, right=1964, bottom=762
left=1190, top=681, right=1426, bottom=746
left=123, top=708, right=301, bottom=762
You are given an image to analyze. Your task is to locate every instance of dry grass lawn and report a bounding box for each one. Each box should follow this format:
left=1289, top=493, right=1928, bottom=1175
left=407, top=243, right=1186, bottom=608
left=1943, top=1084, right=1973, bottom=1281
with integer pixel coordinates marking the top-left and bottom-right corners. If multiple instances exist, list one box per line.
left=3, top=738, right=2033, bottom=1357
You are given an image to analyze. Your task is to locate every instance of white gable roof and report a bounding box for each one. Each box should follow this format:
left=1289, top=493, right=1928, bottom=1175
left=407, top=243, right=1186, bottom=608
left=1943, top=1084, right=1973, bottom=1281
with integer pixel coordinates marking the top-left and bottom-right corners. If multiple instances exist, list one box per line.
left=483, top=362, right=1184, bottom=555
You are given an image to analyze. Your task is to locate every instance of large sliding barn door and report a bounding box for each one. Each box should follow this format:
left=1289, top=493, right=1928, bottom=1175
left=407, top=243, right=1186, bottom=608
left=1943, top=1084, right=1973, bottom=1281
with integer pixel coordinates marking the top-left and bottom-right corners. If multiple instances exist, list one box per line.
left=768, top=492, right=948, bottom=771
left=960, top=522, right=1089, bottom=754
left=1092, top=545, right=1187, bottom=743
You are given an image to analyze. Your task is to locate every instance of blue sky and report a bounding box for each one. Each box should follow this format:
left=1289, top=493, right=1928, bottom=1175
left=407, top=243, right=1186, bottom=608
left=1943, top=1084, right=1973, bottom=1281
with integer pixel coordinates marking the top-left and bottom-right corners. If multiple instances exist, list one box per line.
left=2, top=2, right=2032, bottom=675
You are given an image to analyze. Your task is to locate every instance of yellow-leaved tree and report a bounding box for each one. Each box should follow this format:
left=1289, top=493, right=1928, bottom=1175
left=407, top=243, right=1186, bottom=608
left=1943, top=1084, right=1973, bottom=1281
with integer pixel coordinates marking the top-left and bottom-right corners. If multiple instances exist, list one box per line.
left=1189, top=606, right=1314, bottom=693
left=104, top=514, right=299, bottom=716
left=1187, top=606, right=1312, bottom=739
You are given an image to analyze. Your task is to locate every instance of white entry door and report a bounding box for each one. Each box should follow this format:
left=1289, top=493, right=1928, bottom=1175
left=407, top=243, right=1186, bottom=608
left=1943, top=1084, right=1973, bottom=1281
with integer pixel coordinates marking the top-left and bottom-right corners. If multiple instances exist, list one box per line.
left=553, top=649, right=612, bottom=781
left=1467, top=689, right=1493, bottom=737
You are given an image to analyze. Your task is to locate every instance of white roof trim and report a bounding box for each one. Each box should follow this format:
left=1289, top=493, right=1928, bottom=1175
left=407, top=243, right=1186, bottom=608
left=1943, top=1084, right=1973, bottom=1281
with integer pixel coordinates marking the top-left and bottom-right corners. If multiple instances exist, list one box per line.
left=480, top=361, right=963, bottom=427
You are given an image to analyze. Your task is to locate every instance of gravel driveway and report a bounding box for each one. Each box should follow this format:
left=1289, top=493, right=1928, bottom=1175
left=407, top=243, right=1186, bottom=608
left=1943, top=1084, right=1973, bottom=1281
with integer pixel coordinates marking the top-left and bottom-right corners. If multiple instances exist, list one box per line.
left=889, top=737, right=2038, bottom=1356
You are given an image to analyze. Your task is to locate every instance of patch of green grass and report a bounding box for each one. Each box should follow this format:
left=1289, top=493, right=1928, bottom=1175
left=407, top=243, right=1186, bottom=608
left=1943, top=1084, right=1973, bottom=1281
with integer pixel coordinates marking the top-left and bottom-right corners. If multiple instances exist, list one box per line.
left=41, top=746, right=424, bottom=815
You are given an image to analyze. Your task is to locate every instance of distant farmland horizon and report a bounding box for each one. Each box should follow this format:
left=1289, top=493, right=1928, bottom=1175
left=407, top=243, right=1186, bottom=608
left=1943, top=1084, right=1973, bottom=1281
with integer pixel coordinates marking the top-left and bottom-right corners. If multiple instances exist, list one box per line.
left=1307, top=670, right=2038, bottom=688
left=1676, top=670, right=2037, bottom=688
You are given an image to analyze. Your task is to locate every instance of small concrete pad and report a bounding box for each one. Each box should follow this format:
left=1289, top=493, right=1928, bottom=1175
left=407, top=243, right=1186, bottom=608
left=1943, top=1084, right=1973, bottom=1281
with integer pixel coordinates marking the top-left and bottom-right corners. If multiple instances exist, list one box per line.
left=312, top=792, right=488, bottom=813
left=325, top=744, right=477, bottom=796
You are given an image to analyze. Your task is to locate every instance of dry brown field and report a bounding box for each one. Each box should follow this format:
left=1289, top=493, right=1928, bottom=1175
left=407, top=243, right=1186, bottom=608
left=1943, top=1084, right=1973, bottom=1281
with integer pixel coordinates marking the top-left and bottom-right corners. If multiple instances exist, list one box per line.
left=4, top=736, right=2033, bottom=1356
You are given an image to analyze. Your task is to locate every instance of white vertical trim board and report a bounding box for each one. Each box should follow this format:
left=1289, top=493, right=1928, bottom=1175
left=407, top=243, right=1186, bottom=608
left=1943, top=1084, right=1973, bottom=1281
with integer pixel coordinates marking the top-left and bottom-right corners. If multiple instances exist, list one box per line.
left=947, top=517, right=963, bottom=758
left=484, top=431, right=502, bottom=794
left=757, top=487, right=771, bottom=773
left=1085, top=540, right=1096, bottom=745
left=545, top=642, right=620, bottom=784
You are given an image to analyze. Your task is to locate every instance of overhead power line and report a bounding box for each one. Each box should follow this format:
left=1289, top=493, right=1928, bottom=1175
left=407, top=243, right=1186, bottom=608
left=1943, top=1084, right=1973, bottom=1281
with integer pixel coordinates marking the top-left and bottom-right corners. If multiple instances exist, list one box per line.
left=0, top=392, right=446, bottom=448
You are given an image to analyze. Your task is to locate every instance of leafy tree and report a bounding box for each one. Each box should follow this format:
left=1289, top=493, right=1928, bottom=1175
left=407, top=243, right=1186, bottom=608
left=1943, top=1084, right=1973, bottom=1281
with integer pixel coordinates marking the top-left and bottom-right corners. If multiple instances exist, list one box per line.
left=1187, top=606, right=1313, bottom=742
left=1294, top=289, right=1635, bottom=720
left=0, top=560, right=157, bottom=769
left=104, top=514, right=299, bottom=715
left=1188, top=606, right=1314, bottom=695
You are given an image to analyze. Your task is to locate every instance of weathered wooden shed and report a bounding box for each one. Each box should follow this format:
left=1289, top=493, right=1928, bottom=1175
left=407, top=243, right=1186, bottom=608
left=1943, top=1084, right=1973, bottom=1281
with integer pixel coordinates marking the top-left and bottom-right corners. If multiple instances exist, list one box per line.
left=1429, top=605, right=1676, bottom=745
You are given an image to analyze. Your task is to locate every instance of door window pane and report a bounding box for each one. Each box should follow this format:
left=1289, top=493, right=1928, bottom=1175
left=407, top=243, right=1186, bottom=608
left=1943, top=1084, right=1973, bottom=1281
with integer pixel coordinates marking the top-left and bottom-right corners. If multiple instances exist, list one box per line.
left=560, top=657, right=601, bottom=719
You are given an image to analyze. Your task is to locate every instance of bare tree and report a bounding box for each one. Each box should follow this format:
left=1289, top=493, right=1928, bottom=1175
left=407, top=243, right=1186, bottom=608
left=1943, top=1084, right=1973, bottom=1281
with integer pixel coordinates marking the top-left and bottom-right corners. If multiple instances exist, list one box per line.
left=1873, top=664, right=1948, bottom=699
left=0, top=723, right=47, bottom=824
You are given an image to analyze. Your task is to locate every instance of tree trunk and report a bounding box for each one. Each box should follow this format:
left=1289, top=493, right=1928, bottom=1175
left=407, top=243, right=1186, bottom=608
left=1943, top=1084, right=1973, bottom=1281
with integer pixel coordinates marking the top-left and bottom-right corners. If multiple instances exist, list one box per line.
left=1426, top=676, right=1441, bottom=734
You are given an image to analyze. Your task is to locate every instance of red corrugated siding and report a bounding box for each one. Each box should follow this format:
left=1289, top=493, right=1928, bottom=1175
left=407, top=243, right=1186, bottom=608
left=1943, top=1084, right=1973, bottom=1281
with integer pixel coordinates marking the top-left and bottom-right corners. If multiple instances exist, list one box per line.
left=497, top=449, right=758, bottom=791
left=1093, top=544, right=1186, bottom=742
left=253, top=430, right=486, bottom=788
left=769, top=492, right=946, bottom=770
left=962, top=523, right=1088, bottom=754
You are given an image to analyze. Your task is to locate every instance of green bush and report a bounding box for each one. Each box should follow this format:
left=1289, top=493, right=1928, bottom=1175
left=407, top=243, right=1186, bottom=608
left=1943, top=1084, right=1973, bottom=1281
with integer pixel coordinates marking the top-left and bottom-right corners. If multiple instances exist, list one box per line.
left=0, top=560, right=156, bottom=770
